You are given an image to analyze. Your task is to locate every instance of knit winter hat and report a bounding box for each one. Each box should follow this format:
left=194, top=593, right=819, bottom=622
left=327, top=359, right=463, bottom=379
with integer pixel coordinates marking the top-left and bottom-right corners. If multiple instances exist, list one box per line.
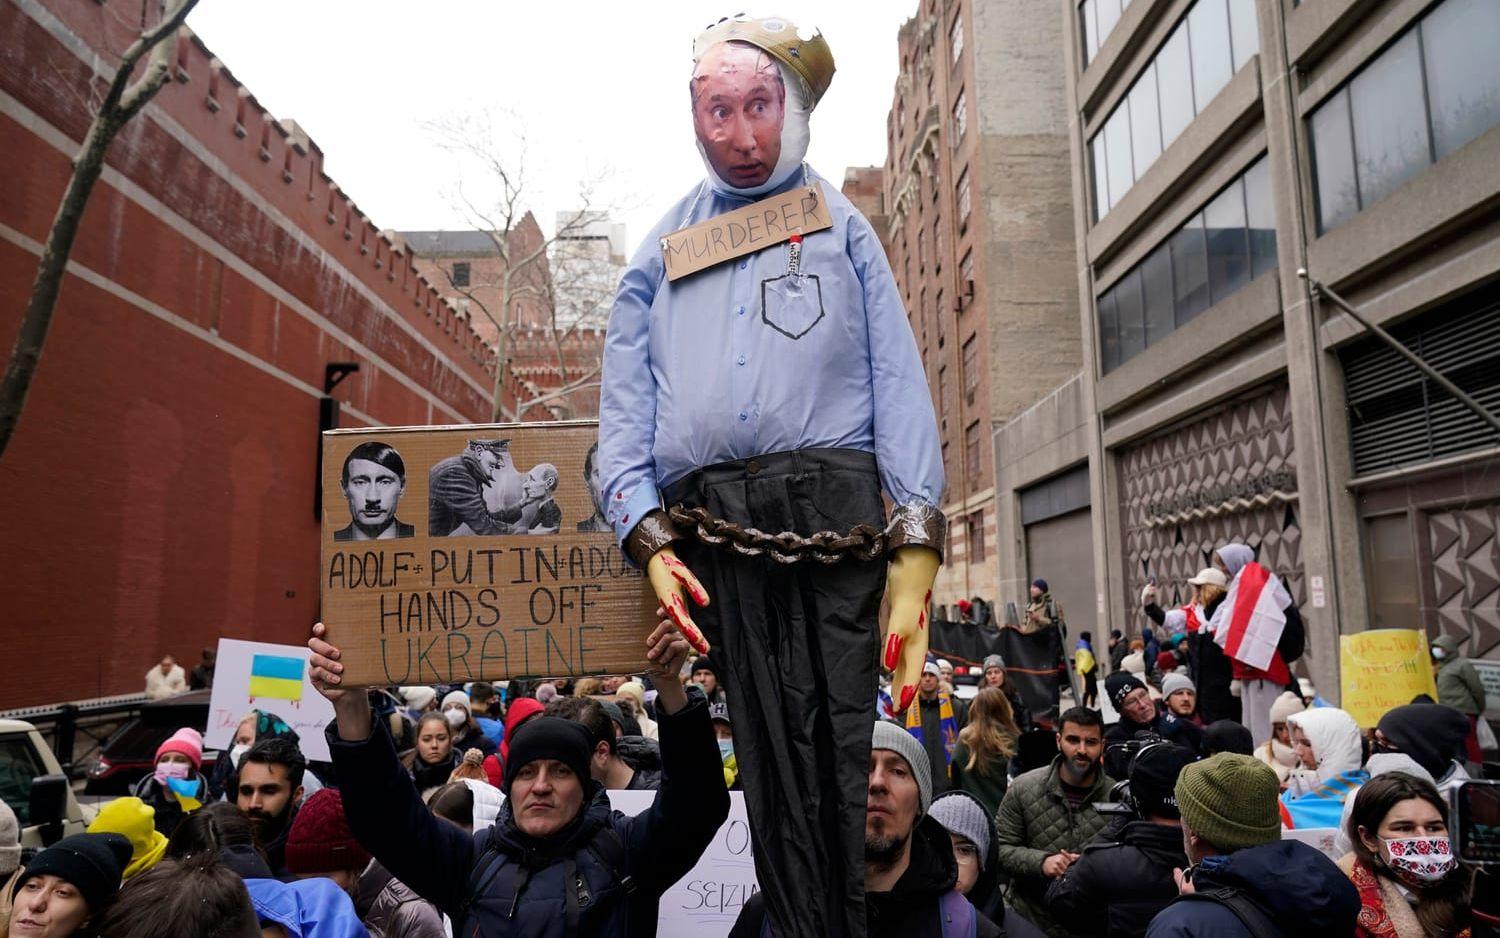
left=441, top=689, right=472, bottom=715
left=155, top=727, right=203, bottom=769
left=1202, top=720, right=1255, bottom=756
left=400, top=686, right=437, bottom=710
left=87, top=797, right=167, bottom=879
left=1155, top=651, right=1179, bottom=673
left=1268, top=690, right=1304, bottom=726
left=284, top=788, right=372, bottom=875
left=616, top=681, right=647, bottom=709
left=922, top=661, right=942, bottom=677
left=982, top=655, right=1005, bottom=670
left=872, top=720, right=932, bottom=815
left=1031, top=579, right=1049, bottom=593
left=929, top=791, right=991, bottom=867
left=1175, top=753, right=1280, bottom=851
left=690, top=657, right=718, bottom=678
left=1377, top=702, right=1470, bottom=779
left=1130, top=742, right=1194, bottom=819
left=14, top=832, right=132, bottom=913
left=1161, top=672, right=1196, bottom=701
left=597, top=700, right=628, bottom=733
left=1106, top=671, right=1146, bottom=709
left=0, top=801, right=18, bottom=875
left=502, top=717, right=595, bottom=796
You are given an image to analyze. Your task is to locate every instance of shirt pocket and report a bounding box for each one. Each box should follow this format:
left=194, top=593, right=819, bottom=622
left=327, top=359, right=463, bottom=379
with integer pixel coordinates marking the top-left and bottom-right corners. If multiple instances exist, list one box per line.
left=759, top=272, right=826, bottom=340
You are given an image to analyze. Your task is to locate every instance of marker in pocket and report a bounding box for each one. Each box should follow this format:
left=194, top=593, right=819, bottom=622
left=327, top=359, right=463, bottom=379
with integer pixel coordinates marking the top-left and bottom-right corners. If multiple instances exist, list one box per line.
left=787, top=234, right=803, bottom=277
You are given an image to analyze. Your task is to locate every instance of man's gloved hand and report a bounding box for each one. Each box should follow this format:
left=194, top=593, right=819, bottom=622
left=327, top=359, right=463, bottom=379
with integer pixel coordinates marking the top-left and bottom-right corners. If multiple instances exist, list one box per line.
left=883, top=544, right=940, bottom=715
left=646, top=546, right=712, bottom=655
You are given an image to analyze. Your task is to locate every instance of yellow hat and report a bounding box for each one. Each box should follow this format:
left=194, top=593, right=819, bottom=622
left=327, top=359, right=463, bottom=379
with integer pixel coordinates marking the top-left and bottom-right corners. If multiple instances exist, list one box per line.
left=693, top=15, right=836, bottom=107
left=87, top=797, right=167, bottom=879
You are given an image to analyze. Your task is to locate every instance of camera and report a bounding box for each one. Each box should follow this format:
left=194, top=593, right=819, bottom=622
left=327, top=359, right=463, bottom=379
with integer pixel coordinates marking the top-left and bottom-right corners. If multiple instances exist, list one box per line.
left=1455, top=779, right=1500, bottom=866
left=1103, top=730, right=1164, bottom=783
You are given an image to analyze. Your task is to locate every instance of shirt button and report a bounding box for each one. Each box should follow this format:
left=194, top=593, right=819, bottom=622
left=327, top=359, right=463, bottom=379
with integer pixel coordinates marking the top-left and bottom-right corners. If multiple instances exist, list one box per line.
left=737, top=305, right=745, bottom=316
left=738, top=412, right=748, bottom=422
left=737, top=355, right=746, bottom=366
left=739, top=261, right=748, bottom=270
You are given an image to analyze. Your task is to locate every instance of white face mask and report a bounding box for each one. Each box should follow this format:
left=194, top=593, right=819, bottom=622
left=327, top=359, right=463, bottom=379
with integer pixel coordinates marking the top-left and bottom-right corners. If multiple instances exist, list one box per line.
left=1382, top=836, right=1456, bottom=885
left=229, top=743, right=250, bottom=768
left=444, top=708, right=467, bottom=730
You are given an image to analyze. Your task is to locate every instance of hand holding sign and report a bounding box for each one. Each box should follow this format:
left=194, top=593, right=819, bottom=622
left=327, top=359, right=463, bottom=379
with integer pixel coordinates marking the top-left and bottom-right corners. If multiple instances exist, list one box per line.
left=308, top=622, right=352, bottom=701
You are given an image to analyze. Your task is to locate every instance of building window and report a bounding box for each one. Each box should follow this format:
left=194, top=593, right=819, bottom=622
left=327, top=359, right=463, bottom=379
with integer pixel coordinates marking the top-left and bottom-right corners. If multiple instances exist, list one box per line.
left=950, top=12, right=964, bottom=64
left=1088, top=0, right=1259, bottom=221
left=1079, top=0, right=1133, bottom=67
left=962, top=334, right=979, bottom=404
left=942, top=440, right=952, bottom=488
left=934, top=220, right=945, bottom=273
left=953, top=89, right=968, bottom=145
left=968, top=510, right=986, bottom=564
left=918, top=229, right=928, bottom=273
left=1309, top=0, right=1500, bottom=233
left=939, top=365, right=951, bottom=428
left=1096, top=157, right=1274, bottom=372
left=960, top=249, right=974, bottom=292
left=965, top=421, right=982, bottom=492
left=452, top=261, right=471, bottom=287
left=936, top=289, right=946, bottom=347
left=957, top=166, right=972, bottom=228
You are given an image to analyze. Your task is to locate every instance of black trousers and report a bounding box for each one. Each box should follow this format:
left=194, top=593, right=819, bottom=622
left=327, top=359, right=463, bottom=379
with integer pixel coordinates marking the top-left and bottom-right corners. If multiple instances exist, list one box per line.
left=664, top=448, right=886, bottom=938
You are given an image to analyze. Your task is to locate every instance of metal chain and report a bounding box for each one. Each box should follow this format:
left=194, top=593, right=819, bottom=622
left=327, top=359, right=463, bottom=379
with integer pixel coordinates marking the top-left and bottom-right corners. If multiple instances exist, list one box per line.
left=667, top=504, right=886, bottom=565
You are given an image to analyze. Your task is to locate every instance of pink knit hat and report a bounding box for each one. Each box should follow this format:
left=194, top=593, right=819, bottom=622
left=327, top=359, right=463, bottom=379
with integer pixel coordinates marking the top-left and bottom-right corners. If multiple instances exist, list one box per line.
left=155, top=728, right=203, bottom=769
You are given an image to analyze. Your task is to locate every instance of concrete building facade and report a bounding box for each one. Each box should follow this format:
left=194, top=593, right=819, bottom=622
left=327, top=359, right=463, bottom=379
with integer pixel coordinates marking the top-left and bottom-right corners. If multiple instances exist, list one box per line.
left=877, top=0, right=1083, bottom=614
left=1012, top=0, right=1500, bottom=698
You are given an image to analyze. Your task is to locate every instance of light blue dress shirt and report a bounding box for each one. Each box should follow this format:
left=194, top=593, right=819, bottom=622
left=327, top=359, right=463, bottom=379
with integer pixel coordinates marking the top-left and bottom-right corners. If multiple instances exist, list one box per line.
left=598, top=167, right=945, bottom=546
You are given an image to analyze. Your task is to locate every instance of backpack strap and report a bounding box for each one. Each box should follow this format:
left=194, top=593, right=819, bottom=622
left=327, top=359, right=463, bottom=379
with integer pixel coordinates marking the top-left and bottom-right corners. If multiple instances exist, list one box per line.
left=459, top=831, right=523, bottom=931
left=937, top=890, right=978, bottom=938
left=585, top=825, right=637, bottom=896
left=1173, top=886, right=1283, bottom=937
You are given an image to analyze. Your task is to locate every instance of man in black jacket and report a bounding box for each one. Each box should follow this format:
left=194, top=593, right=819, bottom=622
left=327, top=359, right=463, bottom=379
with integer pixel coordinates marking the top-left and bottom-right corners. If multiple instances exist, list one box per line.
left=1102, top=673, right=1201, bottom=781
left=1046, top=743, right=1194, bottom=936
left=731, top=721, right=1004, bottom=937
left=307, top=617, right=728, bottom=937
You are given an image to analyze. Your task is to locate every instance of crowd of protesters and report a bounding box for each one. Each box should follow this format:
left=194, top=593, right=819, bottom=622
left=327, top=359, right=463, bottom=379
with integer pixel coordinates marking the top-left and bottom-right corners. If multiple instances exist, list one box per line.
left=10, top=538, right=1488, bottom=936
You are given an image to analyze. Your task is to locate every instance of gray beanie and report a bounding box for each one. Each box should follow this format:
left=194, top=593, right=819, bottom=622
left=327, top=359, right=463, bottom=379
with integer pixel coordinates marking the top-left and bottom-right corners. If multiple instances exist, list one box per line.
left=983, top=655, right=1005, bottom=670
left=872, top=720, right=932, bottom=814
left=0, top=800, right=17, bottom=875
left=929, top=791, right=990, bottom=868
left=1161, top=672, right=1196, bottom=700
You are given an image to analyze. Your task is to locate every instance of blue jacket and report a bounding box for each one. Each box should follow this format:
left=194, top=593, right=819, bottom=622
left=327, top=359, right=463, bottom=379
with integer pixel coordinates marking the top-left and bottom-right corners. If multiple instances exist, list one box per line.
left=1145, top=840, right=1358, bottom=937
left=1281, top=769, right=1369, bottom=829
left=328, top=691, right=728, bottom=937
left=246, top=877, right=370, bottom=938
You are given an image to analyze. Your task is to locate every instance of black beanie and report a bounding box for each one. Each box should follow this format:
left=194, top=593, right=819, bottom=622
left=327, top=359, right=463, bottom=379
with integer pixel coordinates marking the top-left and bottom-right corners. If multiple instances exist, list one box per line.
left=14, top=832, right=131, bottom=913
left=502, top=716, right=595, bottom=795
left=1377, top=703, right=1470, bottom=778
left=1106, top=671, right=1145, bottom=709
left=1130, top=743, right=1195, bottom=819
left=690, top=657, right=718, bottom=678
left=1202, top=720, right=1255, bottom=757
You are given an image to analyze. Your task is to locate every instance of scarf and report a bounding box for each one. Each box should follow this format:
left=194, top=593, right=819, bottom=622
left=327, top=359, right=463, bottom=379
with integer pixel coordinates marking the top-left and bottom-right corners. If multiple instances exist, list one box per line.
left=906, top=691, right=959, bottom=768
left=1346, top=856, right=1468, bottom=938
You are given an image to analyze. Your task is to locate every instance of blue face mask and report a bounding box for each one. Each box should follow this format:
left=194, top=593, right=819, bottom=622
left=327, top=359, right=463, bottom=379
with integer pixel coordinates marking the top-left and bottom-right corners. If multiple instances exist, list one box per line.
left=718, top=740, right=735, bottom=761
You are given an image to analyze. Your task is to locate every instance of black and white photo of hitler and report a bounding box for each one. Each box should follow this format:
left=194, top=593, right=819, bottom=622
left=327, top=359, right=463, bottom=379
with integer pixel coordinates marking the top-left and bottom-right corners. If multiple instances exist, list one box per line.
left=333, top=442, right=415, bottom=541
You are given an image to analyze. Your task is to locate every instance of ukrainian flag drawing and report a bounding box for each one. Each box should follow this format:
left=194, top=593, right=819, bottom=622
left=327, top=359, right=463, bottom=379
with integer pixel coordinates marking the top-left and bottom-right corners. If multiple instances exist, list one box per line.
left=248, top=654, right=304, bottom=703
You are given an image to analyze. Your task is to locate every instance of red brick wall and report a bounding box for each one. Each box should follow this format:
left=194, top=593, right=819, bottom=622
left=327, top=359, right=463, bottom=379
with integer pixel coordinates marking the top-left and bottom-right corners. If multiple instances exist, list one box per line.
left=0, top=1, right=495, bottom=707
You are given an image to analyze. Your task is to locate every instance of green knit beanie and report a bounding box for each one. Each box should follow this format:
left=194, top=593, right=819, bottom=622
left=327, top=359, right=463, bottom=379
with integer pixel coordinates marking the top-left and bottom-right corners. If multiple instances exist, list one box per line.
left=1175, top=753, right=1281, bottom=851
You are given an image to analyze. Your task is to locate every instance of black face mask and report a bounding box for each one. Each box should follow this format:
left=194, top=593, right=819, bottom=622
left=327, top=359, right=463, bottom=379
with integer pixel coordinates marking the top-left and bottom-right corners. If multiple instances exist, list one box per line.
left=1369, top=739, right=1396, bottom=756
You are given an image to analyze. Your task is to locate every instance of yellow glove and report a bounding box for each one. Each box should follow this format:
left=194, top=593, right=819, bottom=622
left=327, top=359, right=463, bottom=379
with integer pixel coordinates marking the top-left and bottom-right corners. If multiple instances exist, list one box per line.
left=646, top=546, right=712, bottom=655
left=883, top=544, right=940, bottom=715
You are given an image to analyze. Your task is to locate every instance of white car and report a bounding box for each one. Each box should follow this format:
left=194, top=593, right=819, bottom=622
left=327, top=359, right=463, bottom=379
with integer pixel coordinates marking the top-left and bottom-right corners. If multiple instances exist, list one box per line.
left=0, top=718, right=97, bottom=848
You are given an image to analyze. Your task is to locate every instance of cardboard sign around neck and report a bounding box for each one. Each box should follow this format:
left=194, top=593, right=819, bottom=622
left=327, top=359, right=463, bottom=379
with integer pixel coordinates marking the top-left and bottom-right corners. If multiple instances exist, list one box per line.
left=661, top=183, right=832, bottom=282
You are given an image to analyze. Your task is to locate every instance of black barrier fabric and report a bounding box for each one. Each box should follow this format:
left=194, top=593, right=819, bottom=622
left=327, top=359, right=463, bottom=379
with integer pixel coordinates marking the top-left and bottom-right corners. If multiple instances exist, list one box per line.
left=929, top=619, right=1067, bottom=724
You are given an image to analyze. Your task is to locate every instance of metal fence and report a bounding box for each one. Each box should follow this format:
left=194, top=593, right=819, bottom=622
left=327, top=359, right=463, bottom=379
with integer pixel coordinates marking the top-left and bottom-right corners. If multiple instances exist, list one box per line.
left=0, top=693, right=148, bottom=778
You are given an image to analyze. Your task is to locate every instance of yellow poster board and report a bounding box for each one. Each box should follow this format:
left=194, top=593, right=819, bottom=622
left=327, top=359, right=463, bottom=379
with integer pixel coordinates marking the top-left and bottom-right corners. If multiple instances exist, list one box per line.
left=1340, top=629, right=1439, bottom=728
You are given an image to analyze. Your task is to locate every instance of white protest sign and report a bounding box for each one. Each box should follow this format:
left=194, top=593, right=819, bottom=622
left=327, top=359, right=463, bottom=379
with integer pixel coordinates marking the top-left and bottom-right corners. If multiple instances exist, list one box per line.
left=1473, top=659, right=1500, bottom=718
left=205, top=639, right=337, bottom=762
left=607, top=790, right=758, bottom=935
left=1282, top=826, right=1342, bottom=861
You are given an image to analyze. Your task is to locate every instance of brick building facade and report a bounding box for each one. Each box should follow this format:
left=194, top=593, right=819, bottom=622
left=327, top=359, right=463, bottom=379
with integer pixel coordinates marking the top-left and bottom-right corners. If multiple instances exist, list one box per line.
left=0, top=0, right=497, bottom=706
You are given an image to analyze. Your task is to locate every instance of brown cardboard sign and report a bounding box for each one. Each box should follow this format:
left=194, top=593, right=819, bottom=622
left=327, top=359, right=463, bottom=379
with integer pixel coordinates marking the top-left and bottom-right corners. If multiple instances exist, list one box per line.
left=660, top=183, right=833, bottom=281
left=319, top=421, right=657, bottom=686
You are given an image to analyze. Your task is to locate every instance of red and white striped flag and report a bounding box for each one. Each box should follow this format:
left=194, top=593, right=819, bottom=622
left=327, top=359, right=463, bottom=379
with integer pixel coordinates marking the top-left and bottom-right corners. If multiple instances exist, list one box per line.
left=1211, top=562, right=1292, bottom=671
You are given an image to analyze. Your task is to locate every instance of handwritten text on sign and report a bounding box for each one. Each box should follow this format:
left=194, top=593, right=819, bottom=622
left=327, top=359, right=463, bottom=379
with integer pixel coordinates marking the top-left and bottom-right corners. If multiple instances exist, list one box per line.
left=319, top=422, right=657, bottom=686
left=661, top=184, right=833, bottom=282
left=1340, top=628, right=1439, bottom=728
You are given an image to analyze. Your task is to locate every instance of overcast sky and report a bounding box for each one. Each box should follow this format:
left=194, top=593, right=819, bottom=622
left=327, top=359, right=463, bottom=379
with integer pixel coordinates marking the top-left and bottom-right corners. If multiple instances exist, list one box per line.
left=186, top=2, right=917, bottom=256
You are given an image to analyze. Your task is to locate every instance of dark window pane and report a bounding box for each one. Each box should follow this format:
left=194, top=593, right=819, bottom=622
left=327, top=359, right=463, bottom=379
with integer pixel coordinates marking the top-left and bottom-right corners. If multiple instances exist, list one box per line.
left=1171, top=214, right=1210, bottom=325
left=1157, top=24, right=1195, bottom=148
left=1142, top=246, right=1175, bottom=346
left=1242, top=157, right=1277, bottom=277
left=1098, top=290, right=1121, bottom=373
left=1423, top=0, right=1500, bottom=159
left=1105, top=107, right=1135, bottom=209
left=1189, top=0, right=1233, bottom=113
left=1115, top=268, right=1147, bottom=363
left=1350, top=31, right=1430, bottom=208
left=1081, top=0, right=1100, bottom=65
left=1129, top=64, right=1163, bottom=175
left=1310, top=90, right=1359, bottom=232
left=1228, top=0, right=1259, bottom=73
left=1091, top=133, right=1109, bottom=222
left=1204, top=179, right=1250, bottom=303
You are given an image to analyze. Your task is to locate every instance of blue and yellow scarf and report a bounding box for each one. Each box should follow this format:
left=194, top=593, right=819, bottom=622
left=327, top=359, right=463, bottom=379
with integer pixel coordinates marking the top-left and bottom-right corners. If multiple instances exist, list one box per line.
left=905, top=690, right=959, bottom=774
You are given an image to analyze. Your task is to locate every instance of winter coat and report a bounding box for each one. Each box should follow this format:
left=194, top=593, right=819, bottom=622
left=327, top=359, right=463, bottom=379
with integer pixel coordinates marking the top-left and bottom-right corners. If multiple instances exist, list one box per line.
left=1183, top=596, right=1241, bottom=725
left=144, top=664, right=187, bottom=700
left=950, top=740, right=1011, bottom=819
left=402, top=748, right=460, bottom=794
left=328, top=692, right=728, bottom=938
left=1108, top=641, right=1128, bottom=673
left=356, top=860, right=446, bottom=938
left=614, top=736, right=664, bottom=791
left=128, top=771, right=208, bottom=837
left=1046, top=820, right=1187, bottom=937
left=1144, top=840, right=1359, bottom=937
left=452, top=724, right=498, bottom=759
left=1103, top=712, right=1202, bottom=781
left=728, top=814, right=1004, bottom=938
left=1433, top=636, right=1487, bottom=715
left=995, top=755, right=1114, bottom=937
left=246, top=876, right=370, bottom=938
